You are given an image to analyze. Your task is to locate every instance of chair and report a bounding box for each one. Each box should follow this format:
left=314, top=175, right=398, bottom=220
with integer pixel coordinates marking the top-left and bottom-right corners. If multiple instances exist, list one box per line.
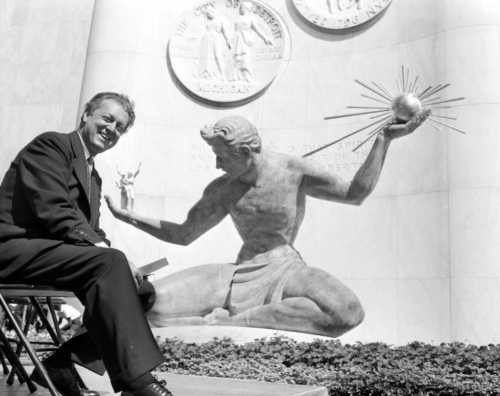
left=0, top=284, right=75, bottom=395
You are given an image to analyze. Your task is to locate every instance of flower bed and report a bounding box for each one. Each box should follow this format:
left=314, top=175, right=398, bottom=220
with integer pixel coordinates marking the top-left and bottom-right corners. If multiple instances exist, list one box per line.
left=156, top=336, right=500, bottom=395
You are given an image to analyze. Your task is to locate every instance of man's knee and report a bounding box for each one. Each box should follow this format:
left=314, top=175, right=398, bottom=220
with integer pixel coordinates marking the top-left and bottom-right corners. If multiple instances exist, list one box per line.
left=94, top=248, right=130, bottom=277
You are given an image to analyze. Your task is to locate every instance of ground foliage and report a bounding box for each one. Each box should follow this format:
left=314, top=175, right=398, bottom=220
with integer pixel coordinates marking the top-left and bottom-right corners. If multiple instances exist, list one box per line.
left=156, top=336, right=500, bottom=395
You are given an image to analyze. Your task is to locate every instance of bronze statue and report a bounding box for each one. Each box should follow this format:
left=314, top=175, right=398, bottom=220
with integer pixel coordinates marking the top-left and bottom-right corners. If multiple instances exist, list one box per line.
left=106, top=111, right=429, bottom=337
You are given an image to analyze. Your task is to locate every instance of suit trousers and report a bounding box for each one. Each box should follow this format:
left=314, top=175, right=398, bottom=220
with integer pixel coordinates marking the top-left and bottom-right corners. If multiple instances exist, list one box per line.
left=0, top=239, right=165, bottom=391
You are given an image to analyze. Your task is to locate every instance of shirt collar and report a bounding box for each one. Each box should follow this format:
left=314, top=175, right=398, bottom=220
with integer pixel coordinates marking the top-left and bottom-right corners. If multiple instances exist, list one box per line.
left=77, top=130, right=93, bottom=162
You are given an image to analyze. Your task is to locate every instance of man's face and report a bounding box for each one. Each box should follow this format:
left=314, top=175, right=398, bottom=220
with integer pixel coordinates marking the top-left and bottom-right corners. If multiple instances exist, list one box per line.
left=81, top=99, right=130, bottom=156
left=211, top=142, right=251, bottom=177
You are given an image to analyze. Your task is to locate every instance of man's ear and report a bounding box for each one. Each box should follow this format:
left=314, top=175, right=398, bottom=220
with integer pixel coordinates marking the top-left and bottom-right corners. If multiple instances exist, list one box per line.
left=82, top=110, right=90, bottom=123
left=239, top=145, right=251, bottom=156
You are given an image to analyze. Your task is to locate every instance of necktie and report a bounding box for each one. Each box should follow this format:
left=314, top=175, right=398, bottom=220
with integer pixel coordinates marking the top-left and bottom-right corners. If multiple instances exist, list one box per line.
left=87, top=157, right=94, bottom=198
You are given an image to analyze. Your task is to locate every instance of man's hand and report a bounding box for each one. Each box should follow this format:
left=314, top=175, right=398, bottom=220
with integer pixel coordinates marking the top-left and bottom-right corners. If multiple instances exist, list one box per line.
left=128, top=260, right=143, bottom=289
left=383, top=109, right=431, bottom=141
left=104, top=195, right=127, bottom=220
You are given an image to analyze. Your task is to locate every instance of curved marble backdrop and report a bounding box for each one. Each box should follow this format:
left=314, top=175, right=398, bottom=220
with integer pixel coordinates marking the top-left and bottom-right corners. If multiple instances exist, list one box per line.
left=75, top=0, right=500, bottom=345
left=2, top=0, right=499, bottom=345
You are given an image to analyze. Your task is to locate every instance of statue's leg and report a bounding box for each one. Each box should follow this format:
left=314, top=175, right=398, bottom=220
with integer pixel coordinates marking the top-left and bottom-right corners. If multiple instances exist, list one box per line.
left=147, top=263, right=235, bottom=327
left=212, top=266, right=364, bottom=338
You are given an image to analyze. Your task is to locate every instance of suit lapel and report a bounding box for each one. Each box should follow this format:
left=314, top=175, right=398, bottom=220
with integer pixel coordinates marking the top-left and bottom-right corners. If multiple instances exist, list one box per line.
left=69, top=131, right=91, bottom=204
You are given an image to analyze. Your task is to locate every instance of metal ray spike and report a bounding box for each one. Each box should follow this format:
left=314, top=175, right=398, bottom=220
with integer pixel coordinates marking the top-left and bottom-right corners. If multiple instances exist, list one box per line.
left=371, top=81, right=393, bottom=98
left=425, top=97, right=466, bottom=106
left=417, top=85, right=433, bottom=98
left=355, top=79, right=392, bottom=102
left=401, top=65, right=406, bottom=91
left=304, top=116, right=392, bottom=157
left=361, top=94, right=391, bottom=105
left=421, top=83, right=451, bottom=100
left=428, top=117, right=467, bottom=134
left=324, top=108, right=389, bottom=120
left=431, top=114, right=457, bottom=121
left=352, top=122, right=391, bottom=152
left=347, top=106, right=390, bottom=110
left=410, top=75, right=419, bottom=93
left=370, top=111, right=392, bottom=119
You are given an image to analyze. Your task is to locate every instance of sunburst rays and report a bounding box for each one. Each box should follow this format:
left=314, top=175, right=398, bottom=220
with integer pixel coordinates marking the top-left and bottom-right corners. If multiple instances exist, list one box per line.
left=303, top=66, right=466, bottom=157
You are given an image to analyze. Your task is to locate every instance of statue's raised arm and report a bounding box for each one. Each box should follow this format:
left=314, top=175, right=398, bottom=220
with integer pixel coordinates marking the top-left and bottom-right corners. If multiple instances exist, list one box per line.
left=301, top=109, right=430, bottom=205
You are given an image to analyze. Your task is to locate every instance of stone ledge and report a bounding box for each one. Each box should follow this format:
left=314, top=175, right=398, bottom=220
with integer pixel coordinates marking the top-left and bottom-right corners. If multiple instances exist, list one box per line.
left=79, top=368, right=329, bottom=396
left=3, top=366, right=328, bottom=395
left=156, top=373, right=329, bottom=396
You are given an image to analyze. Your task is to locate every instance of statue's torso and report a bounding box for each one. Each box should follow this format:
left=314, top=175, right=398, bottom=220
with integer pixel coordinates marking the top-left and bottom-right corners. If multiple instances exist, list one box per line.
left=225, top=153, right=306, bottom=261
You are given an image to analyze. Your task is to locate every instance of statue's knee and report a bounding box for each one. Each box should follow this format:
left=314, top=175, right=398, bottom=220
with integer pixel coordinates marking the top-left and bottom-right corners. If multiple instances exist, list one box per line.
left=340, top=297, right=364, bottom=329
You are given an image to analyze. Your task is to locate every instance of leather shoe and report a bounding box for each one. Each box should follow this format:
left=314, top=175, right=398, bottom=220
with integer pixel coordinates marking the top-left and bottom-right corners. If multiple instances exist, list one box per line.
left=121, top=380, right=173, bottom=396
left=30, top=359, right=99, bottom=396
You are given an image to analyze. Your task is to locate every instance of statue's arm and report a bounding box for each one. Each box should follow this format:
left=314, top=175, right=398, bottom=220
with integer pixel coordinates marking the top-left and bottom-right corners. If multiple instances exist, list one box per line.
left=221, top=22, right=232, bottom=49
left=105, top=178, right=229, bottom=245
left=134, top=162, right=142, bottom=177
left=302, top=110, right=430, bottom=205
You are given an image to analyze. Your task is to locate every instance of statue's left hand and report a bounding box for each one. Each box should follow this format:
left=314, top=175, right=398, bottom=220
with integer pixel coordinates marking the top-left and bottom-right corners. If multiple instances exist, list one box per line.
left=383, top=109, right=431, bottom=140
left=104, top=195, right=126, bottom=219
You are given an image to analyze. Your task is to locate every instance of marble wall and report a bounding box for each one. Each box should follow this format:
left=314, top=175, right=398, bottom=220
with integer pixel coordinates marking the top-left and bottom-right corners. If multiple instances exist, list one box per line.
left=0, top=0, right=95, bottom=173
left=3, top=0, right=500, bottom=345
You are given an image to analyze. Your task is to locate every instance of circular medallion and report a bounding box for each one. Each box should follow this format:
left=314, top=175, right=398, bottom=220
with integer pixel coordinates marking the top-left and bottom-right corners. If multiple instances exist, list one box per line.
left=292, top=0, right=392, bottom=30
left=168, top=0, right=289, bottom=105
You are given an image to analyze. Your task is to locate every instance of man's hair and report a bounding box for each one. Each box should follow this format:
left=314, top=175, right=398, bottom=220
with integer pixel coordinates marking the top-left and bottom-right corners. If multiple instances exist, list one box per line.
left=80, top=92, right=136, bottom=130
left=201, top=115, right=262, bottom=152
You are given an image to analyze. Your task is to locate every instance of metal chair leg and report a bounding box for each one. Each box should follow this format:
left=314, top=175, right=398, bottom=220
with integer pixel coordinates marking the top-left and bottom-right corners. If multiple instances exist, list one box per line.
left=0, top=293, right=59, bottom=396
left=0, top=326, right=36, bottom=392
left=46, top=297, right=63, bottom=343
left=0, top=348, right=9, bottom=374
left=30, top=297, right=61, bottom=346
left=7, top=304, right=35, bottom=385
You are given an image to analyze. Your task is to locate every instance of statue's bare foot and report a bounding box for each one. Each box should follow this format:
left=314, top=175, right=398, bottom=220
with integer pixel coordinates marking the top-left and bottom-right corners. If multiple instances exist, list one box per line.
left=203, top=307, right=231, bottom=325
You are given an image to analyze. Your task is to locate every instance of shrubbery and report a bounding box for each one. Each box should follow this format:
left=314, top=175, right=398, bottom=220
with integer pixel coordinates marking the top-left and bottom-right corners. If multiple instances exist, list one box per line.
left=156, top=336, right=500, bottom=395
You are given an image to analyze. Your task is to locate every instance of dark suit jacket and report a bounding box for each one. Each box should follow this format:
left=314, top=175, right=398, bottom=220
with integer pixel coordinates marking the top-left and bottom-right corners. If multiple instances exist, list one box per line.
left=0, top=131, right=109, bottom=273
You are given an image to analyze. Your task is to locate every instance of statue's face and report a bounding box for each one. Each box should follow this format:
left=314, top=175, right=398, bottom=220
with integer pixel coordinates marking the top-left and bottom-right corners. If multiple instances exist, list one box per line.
left=205, top=7, right=215, bottom=19
left=211, top=142, right=251, bottom=177
left=240, top=2, right=251, bottom=15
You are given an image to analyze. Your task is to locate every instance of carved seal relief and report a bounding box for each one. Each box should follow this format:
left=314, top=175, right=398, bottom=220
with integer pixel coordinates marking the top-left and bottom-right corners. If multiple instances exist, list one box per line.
left=169, top=0, right=289, bottom=105
left=292, top=0, right=392, bottom=30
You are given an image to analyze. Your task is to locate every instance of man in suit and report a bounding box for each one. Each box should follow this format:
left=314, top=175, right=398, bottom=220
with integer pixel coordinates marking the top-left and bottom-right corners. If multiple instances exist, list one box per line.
left=0, top=92, right=172, bottom=396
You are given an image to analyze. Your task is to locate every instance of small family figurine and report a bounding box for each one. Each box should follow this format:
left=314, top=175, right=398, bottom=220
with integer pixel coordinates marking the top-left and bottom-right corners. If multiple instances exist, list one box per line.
left=116, top=162, right=141, bottom=211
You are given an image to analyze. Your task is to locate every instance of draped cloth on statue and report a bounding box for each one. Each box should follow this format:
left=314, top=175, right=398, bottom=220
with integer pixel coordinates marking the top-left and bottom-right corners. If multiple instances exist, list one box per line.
left=228, top=245, right=305, bottom=314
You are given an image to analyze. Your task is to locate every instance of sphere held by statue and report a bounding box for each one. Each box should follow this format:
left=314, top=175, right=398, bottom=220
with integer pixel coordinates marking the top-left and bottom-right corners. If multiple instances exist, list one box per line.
left=391, top=93, right=423, bottom=122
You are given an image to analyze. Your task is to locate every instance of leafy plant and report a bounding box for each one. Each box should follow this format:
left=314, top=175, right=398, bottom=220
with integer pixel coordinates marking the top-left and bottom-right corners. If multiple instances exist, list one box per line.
left=155, top=336, right=500, bottom=395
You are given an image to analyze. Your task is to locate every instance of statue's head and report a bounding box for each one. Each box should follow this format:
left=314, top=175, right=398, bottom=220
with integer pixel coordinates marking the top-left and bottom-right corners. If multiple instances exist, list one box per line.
left=202, top=4, right=216, bottom=19
left=201, top=116, right=262, bottom=176
left=239, top=1, right=253, bottom=15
